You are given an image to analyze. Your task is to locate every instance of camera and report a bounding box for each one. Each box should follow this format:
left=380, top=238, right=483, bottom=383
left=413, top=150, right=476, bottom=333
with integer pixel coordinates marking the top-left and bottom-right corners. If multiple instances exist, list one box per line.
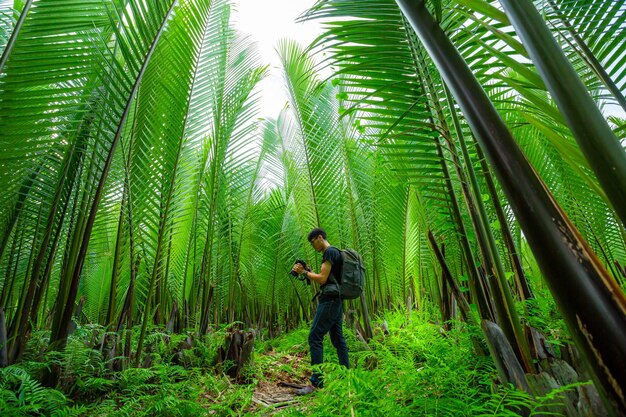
left=290, top=259, right=308, bottom=277
left=290, top=260, right=311, bottom=285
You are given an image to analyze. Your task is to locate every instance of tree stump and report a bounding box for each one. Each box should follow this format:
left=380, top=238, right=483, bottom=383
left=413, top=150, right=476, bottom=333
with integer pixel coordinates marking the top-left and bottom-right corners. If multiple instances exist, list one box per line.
left=526, top=371, right=573, bottom=416
left=536, top=357, right=608, bottom=417
left=172, top=334, right=194, bottom=366
left=577, top=383, right=609, bottom=417
left=217, top=329, right=255, bottom=382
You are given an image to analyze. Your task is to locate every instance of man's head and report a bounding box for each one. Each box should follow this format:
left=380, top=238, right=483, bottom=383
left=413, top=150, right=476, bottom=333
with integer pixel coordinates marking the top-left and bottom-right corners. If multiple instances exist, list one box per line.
left=308, top=228, right=328, bottom=253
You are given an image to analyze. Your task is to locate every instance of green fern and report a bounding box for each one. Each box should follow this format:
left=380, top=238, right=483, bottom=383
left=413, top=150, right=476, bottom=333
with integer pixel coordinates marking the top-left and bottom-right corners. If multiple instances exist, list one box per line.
left=0, top=365, right=69, bottom=415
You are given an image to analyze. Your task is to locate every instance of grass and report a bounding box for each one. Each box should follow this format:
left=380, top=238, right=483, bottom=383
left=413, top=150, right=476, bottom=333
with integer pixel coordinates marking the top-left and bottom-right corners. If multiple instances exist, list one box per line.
left=0, top=309, right=582, bottom=416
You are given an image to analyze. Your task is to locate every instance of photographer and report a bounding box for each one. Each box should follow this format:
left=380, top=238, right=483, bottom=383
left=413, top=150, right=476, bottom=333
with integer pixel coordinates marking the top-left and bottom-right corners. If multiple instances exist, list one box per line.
left=291, top=228, right=350, bottom=395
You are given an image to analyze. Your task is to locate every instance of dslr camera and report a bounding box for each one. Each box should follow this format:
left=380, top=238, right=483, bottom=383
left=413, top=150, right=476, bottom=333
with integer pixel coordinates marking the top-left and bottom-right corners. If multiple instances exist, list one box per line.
left=290, top=259, right=311, bottom=284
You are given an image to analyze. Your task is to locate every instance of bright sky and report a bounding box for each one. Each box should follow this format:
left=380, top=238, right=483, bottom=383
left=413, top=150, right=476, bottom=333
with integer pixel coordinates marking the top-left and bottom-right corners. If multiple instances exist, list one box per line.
left=230, top=1, right=625, bottom=123
left=232, top=0, right=323, bottom=119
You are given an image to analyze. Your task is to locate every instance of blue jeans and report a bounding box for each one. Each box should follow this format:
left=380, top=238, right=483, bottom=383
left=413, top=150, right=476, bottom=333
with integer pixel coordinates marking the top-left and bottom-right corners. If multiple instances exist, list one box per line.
left=308, top=296, right=350, bottom=387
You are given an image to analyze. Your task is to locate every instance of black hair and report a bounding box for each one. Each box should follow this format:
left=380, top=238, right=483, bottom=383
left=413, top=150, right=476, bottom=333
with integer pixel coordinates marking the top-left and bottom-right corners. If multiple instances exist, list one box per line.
left=308, top=228, right=326, bottom=242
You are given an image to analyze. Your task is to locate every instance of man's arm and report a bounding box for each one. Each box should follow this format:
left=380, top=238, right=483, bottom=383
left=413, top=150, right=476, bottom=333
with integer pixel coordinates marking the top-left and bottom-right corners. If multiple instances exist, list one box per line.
left=306, top=261, right=331, bottom=286
left=292, top=261, right=331, bottom=285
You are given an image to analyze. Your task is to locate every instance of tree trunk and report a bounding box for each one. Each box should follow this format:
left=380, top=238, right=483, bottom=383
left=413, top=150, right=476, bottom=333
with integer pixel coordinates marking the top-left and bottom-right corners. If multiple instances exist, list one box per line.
left=0, top=308, right=8, bottom=367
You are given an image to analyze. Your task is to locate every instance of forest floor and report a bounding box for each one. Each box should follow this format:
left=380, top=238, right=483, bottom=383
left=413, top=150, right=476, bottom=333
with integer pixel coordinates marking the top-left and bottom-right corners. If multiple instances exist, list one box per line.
left=0, top=309, right=579, bottom=416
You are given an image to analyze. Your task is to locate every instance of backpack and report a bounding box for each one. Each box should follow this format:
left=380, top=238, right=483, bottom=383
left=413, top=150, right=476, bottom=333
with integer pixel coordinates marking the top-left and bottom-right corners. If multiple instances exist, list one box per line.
left=338, top=249, right=365, bottom=299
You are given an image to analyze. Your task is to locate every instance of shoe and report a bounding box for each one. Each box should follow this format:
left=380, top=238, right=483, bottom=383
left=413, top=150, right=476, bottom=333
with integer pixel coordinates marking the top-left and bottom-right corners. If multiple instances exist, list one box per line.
left=294, top=385, right=316, bottom=395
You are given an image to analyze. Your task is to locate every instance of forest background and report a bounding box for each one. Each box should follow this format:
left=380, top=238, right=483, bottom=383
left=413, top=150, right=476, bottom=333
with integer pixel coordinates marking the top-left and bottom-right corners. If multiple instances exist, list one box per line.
left=0, top=0, right=625, bottom=415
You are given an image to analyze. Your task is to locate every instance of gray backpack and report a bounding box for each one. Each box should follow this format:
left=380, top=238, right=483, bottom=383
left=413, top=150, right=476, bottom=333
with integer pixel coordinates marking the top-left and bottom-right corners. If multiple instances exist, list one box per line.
left=339, top=249, right=365, bottom=299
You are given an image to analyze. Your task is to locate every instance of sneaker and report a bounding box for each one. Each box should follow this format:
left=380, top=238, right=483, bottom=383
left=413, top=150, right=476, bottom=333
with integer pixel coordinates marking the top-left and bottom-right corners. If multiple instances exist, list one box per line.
left=294, top=385, right=316, bottom=395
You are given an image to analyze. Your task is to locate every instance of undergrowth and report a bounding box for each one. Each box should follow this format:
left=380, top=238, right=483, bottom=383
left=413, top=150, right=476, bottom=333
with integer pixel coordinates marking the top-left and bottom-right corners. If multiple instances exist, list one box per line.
left=0, top=310, right=583, bottom=416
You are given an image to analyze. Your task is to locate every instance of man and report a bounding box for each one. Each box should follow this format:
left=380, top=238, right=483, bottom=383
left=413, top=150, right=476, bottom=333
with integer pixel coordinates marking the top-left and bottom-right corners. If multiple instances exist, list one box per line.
left=291, top=228, right=350, bottom=395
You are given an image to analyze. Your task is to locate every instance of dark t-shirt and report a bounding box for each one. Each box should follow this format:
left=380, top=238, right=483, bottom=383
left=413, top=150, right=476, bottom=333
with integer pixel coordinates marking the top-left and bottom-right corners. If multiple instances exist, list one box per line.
left=322, top=246, right=343, bottom=287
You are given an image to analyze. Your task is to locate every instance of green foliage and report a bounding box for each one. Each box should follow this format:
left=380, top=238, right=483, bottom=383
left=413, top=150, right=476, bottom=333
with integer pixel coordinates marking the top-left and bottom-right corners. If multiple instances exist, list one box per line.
left=517, top=243, right=571, bottom=348
left=0, top=365, right=70, bottom=416
left=268, top=311, right=584, bottom=417
left=518, top=289, right=570, bottom=348
left=259, top=326, right=310, bottom=355
left=100, top=366, right=208, bottom=417
left=0, top=311, right=595, bottom=416
left=1, top=0, right=624, bottom=415
left=289, top=314, right=495, bottom=416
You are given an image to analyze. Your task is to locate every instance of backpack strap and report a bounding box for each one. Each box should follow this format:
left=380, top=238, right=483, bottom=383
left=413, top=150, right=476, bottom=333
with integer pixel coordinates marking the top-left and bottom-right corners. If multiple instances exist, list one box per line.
left=318, top=247, right=340, bottom=298
left=327, top=246, right=342, bottom=286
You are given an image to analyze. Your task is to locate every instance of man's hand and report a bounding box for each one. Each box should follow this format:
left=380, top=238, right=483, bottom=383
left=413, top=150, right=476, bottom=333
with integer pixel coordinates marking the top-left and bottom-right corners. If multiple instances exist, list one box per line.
left=290, top=261, right=331, bottom=286
left=291, top=263, right=306, bottom=275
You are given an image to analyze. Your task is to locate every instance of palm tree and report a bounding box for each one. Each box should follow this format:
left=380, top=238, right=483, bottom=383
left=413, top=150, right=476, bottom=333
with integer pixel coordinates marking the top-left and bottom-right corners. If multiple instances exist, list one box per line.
left=1, top=2, right=625, bottom=415
left=0, top=0, right=268, bottom=362
left=303, top=0, right=626, bottom=414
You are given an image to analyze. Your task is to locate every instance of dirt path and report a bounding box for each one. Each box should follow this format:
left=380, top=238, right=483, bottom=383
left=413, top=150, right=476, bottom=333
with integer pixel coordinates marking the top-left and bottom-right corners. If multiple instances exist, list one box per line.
left=250, top=350, right=311, bottom=414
